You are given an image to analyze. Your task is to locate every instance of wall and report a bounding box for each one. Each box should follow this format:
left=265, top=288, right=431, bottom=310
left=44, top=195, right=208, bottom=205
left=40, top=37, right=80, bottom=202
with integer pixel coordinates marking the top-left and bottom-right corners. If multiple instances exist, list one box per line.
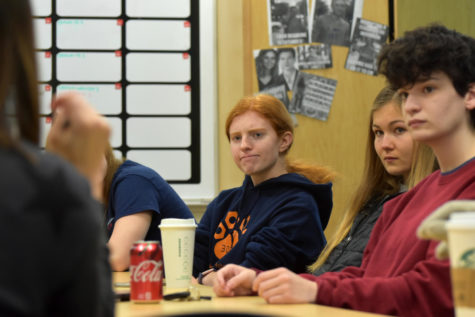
left=395, top=0, right=475, bottom=37
left=216, top=0, right=389, bottom=239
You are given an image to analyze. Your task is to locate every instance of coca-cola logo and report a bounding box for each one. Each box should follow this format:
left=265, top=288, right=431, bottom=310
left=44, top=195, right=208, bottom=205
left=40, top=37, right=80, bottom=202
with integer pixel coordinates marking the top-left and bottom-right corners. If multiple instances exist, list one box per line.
left=130, top=260, right=163, bottom=283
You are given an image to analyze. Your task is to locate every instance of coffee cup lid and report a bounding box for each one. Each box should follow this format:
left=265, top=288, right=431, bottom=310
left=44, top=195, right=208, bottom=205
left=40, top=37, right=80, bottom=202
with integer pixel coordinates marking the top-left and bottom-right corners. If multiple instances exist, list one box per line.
left=449, top=211, right=475, bottom=221
left=159, top=218, right=197, bottom=228
left=447, top=211, right=475, bottom=230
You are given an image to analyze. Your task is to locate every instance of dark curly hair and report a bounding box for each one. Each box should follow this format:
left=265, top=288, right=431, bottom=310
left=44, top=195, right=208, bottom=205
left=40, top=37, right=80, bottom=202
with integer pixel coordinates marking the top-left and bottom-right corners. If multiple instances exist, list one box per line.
left=378, top=23, right=475, bottom=126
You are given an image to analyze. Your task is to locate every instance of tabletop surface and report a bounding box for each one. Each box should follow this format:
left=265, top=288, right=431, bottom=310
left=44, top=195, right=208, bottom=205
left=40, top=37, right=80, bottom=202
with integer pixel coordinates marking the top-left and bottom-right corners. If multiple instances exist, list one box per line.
left=114, top=272, right=388, bottom=317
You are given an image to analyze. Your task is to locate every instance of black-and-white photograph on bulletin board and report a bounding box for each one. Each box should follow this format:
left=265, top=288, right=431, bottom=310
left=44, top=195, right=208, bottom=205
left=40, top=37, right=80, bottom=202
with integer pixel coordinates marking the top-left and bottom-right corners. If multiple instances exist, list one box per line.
left=267, top=0, right=310, bottom=46
left=254, top=49, right=280, bottom=91
left=297, top=44, right=332, bottom=70
left=288, top=72, right=337, bottom=121
left=345, top=18, right=389, bottom=76
left=275, top=47, right=300, bottom=92
left=309, top=0, right=363, bottom=47
left=31, top=0, right=217, bottom=204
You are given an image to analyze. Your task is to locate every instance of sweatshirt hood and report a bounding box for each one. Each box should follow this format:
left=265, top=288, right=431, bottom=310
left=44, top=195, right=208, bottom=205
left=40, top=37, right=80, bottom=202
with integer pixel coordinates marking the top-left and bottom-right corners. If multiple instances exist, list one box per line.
left=242, top=173, right=333, bottom=229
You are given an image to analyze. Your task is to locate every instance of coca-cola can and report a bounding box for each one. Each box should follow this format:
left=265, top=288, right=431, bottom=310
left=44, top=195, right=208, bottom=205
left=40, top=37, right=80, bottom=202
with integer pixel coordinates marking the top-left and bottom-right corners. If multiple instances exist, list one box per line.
left=130, top=240, right=163, bottom=303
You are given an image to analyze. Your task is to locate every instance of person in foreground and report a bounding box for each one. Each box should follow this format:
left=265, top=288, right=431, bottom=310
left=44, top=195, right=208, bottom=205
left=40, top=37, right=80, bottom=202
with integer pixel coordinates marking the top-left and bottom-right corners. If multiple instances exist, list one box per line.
left=193, top=94, right=335, bottom=286
left=102, top=145, right=194, bottom=271
left=0, top=1, right=114, bottom=316
left=214, top=24, right=475, bottom=316
left=310, top=86, right=437, bottom=275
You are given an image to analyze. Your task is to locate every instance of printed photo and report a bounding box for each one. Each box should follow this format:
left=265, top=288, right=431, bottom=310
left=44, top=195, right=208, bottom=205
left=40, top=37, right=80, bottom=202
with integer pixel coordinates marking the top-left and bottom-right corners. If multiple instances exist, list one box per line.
left=260, top=84, right=290, bottom=110
left=289, top=72, right=337, bottom=121
left=345, top=18, right=389, bottom=76
left=268, top=0, right=310, bottom=46
left=310, top=0, right=363, bottom=47
left=254, top=49, right=280, bottom=91
left=297, top=44, right=332, bottom=70
left=274, top=47, right=300, bottom=92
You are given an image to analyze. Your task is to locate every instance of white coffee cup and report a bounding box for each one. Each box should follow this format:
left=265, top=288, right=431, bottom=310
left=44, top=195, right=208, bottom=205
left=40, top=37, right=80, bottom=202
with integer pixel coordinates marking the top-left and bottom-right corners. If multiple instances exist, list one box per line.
left=159, top=218, right=197, bottom=290
left=446, top=211, right=475, bottom=317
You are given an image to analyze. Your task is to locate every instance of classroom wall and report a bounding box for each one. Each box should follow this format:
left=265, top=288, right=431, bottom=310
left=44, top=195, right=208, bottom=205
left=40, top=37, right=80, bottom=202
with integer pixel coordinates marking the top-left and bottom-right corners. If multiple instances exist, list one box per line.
left=216, top=0, right=389, bottom=239
left=395, top=0, right=475, bottom=38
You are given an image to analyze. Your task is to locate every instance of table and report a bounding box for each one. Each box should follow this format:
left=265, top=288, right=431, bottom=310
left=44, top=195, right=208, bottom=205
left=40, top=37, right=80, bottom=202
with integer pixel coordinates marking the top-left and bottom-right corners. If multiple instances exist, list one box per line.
left=114, top=272, right=388, bottom=317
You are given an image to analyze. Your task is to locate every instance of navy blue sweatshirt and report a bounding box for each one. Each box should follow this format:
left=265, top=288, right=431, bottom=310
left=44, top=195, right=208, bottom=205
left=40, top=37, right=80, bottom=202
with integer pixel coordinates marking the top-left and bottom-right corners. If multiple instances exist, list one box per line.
left=193, top=173, right=333, bottom=276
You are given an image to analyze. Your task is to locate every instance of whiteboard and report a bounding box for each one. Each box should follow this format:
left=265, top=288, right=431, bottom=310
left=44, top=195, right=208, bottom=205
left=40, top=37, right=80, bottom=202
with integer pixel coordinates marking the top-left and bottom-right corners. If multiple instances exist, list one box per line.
left=36, top=52, right=52, bottom=82
left=38, top=84, right=53, bottom=115
left=125, top=0, right=190, bottom=18
left=126, top=20, right=191, bottom=51
left=106, top=117, right=122, bottom=148
left=127, top=150, right=192, bottom=181
left=127, top=118, right=191, bottom=147
left=31, top=0, right=217, bottom=204
left=33, top=19, right=52, bottom=49
left=57, top=0, right=121, bottom=17
left=31, top=0, right=51, bottom=16
left=57, top=19, right=122, bottom=50
left=57, top=52, right=122, bottom=82
left=126, top=53, right=191, bottom=82
left=57, top=84, right=122, bottom=115
left=126, top=85, right=191, bottom=115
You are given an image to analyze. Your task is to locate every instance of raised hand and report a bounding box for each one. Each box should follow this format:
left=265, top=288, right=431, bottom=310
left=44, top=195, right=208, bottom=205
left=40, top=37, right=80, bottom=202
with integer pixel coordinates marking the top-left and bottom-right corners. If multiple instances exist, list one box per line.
left=46, top=92, right=110, bottom=201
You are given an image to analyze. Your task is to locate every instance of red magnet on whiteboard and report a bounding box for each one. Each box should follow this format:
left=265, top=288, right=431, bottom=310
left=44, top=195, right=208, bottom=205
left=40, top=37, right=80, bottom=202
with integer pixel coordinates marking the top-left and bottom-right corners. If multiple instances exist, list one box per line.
left=45, top=85, right=51, bottom=92
left=115, top=83, right=122, bottom=90
left=45, top=117, right=52, bottom=124
left=115, top=50, right=122, bottom=57
left=45, top=17, right=52, bottom=24
left=184, top=21, right=191, bottom=28
left=183, top=52, right=189, bottom=59
left=45, top=51, right=51, bottom=58
left=184, top=85, right=191, bottom=92
left=117, top=19, right=124, bottom=26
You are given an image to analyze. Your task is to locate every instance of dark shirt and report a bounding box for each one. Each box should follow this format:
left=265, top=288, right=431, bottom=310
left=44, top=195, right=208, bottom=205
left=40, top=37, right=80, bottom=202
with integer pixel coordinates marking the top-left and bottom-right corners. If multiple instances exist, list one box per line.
left=0, top=143, right=114, bottom=317
left=106, top=160, right=194, bottom=242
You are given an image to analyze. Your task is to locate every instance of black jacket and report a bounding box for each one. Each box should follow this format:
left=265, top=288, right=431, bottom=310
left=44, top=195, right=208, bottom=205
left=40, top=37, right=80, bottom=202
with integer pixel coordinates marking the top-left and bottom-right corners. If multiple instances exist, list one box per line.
left=0, top=143, right=114, bottom=317
left=313, top=193, right=401, bottom=276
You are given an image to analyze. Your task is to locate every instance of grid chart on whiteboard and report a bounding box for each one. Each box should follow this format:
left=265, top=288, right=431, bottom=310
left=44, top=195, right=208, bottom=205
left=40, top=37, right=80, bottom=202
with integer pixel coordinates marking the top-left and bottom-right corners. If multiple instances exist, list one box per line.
left=33, top=0, right=201, bottom=183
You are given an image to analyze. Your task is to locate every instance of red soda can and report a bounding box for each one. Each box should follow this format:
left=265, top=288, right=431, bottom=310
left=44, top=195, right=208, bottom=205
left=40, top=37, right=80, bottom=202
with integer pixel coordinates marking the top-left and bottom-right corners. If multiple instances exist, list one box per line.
left=130, top=240, right=163, bottom=303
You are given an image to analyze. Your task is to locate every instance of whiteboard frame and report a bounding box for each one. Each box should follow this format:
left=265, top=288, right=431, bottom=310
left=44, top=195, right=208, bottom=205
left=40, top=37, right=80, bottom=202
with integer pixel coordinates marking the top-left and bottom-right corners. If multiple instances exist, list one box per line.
left=171, top=0, right=217, bottom=204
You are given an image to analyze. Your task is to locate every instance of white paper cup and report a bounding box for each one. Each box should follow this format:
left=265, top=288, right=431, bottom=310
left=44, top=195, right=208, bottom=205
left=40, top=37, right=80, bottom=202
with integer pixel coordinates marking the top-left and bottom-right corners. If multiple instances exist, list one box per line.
left=446, top=211, right=475, bottom=317
left=159, top=218, right=197, bottom=290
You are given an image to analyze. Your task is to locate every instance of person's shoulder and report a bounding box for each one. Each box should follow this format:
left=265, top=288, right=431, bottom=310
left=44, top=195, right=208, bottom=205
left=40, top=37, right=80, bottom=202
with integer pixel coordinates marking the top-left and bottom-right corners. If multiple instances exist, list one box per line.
left=22, top=142, right=90, bottom=190
left=264, top=173, right=331, bottom=190
left=3, top=143, right=101, bottom=224
left=115, top=160, right=165, bottom=183
left=117, top=160, right=154, bottom=175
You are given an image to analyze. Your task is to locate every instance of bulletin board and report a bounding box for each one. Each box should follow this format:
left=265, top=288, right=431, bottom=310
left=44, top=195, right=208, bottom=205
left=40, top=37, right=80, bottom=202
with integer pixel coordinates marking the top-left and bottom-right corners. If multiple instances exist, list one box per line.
left=216, top=0, right=390, bottom=238
left=31, top=0, right=217, bottom=204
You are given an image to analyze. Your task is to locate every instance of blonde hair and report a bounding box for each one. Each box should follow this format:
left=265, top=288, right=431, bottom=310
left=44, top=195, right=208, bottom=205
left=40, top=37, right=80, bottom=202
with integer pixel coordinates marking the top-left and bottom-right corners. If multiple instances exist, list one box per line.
left=102, top=144, right=125, bottom=208
left=225, top=94, right=335, bottom=184
left=308, top=87, right=437, bottom=272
